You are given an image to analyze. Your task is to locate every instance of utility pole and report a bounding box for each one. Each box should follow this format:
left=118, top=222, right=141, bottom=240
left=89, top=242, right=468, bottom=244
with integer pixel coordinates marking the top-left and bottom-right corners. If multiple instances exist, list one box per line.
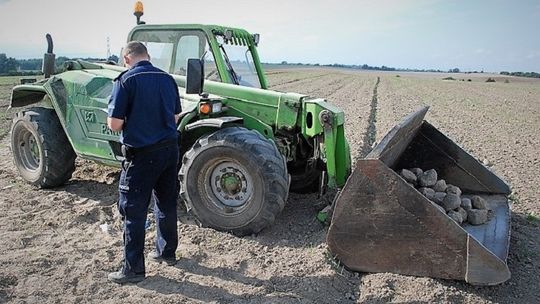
left=106, top=36, right=111, bottom=60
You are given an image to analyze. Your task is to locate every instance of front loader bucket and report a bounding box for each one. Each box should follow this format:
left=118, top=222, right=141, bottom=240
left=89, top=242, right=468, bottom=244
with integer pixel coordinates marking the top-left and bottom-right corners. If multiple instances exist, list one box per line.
left=327, top=107, right=511, bottom=285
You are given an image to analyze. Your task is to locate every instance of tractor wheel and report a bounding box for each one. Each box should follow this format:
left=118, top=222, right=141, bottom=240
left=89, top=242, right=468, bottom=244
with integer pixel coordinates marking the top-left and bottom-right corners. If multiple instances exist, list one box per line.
left=179, top=127, right=289, bottom=236
left=10, top=107, right=76, bottom=188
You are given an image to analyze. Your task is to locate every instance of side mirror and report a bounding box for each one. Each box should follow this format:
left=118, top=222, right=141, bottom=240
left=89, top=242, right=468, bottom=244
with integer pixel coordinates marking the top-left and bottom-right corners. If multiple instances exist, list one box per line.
left=186, top=58, right=204, bottom=95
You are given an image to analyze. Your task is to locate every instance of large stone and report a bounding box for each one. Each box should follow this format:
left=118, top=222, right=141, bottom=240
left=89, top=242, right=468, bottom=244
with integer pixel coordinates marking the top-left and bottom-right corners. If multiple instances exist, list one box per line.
left=446, top=185, right=462, bottom=196
left=447, top=210, right=463, bottom=224
left=471, top=195, right=488, bottom=210
left=457, top=207, right=468, bottom=222
left=433, top=179, right=447, bottom=192
left=418, top=187, right=435, bottom=200
left=419, top=169, right=438, bottom=187
left=461, top=198, right=472, bottom=210
left=442, top=193, right=461, bottom=211
left=400, top=169, right=417, bottom=185
left=410, top=168, right=423, bottom=178
left=468, top=209, right=488, bottom=225
left=432, top=192, right=446, bottom=205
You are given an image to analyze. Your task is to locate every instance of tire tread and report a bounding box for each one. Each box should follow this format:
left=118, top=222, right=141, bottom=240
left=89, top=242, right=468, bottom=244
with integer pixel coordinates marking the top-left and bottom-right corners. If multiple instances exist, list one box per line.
left=179, top=127, right=288, bottom=236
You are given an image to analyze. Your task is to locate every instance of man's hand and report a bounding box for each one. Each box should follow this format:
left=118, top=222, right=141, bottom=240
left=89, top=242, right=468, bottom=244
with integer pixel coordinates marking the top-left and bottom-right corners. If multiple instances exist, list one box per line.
left=175, top=114, right=181, bottom=124
left=107, top=117, right=124, bottom=132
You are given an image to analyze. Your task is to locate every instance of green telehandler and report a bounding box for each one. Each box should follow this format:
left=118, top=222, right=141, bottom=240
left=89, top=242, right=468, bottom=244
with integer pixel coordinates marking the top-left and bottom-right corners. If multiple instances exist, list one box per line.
left=8, top=3, right=512, bottom=285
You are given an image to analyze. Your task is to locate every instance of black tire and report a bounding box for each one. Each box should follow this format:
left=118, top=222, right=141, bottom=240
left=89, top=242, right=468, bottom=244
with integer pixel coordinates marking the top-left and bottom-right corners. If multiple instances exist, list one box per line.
left=179, top=127, right=289, bottom=236
left=10, top=107, right=76, bottom=188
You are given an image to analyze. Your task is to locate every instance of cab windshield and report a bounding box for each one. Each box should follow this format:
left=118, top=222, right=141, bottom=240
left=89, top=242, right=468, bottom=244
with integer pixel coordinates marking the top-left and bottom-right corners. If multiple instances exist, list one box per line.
left=216, top=36, right=261, bottom=88
left=129, top=29, right=262, bottom=88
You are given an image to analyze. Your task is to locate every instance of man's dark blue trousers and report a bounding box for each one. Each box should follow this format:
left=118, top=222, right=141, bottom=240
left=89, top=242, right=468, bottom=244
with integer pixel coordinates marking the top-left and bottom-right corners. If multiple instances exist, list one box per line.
left=118, top=143, right=179, bottom=275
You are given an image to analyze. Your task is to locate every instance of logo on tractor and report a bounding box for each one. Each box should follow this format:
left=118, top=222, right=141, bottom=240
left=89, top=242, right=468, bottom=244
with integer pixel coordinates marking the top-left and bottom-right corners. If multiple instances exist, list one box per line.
left=82, top=110, right=96, bottom=123
left=101, top=124, right=120, bottom=136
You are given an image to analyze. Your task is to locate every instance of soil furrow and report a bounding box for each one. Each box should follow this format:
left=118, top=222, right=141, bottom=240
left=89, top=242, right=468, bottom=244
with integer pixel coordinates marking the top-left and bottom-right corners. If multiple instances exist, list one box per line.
left=359, top=76, right=379, bottom=158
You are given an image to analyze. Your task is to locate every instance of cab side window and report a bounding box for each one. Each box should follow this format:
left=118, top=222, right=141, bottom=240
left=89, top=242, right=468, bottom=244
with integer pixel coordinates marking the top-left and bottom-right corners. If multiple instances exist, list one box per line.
left=174, top=35, right=220, bottom=82
left=145, top=42, right=174, bottom=72
left=174, top=36, right=199, bottom=76
left=131, top=29, right=221, bottom=82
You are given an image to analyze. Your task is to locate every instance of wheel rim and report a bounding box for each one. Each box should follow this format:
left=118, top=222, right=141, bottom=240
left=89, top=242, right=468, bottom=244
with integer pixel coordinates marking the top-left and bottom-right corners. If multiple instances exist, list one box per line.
left=206, top=160, right=254, bottom=211
left=15, top=127, right=41, bottom=172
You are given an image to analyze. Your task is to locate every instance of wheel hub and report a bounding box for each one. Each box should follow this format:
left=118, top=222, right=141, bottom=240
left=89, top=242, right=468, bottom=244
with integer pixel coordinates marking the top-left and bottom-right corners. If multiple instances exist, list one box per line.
left=221, top=173, right=242, bottom=195
left=210, top=162, right=253, bottom=208
left=16, top=128, right=40, bottom=171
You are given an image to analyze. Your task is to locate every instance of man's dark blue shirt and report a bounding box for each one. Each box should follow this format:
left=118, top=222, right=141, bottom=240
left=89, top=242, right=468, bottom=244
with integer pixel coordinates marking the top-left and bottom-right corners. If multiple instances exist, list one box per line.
left=108, top=60, right=181, bottom=148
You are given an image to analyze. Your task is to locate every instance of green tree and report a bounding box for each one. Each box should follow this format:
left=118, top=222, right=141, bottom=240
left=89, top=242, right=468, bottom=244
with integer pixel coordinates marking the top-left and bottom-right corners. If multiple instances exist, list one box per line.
left=108, top=54, right=119, bottom=63
left=0, top=53, right=20, bottom=74
left=18, top=58, right=42, bottom=71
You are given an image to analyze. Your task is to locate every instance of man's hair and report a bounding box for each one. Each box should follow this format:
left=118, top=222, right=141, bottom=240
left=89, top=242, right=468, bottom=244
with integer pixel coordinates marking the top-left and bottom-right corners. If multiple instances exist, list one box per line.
left=123, top=41, right=148, bottom=57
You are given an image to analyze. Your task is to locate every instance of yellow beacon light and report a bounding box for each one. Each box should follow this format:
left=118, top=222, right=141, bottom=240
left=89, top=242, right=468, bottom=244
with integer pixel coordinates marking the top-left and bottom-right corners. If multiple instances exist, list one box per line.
left=134, top=1, right=145, bottom=24
left=134, top=1, right=144, bottom=16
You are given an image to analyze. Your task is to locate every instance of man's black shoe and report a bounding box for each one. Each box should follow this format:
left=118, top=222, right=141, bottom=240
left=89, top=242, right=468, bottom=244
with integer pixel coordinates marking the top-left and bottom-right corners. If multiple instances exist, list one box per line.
left=108, top=270, right=145, bottom=284
left=148, top=251, right=177, bottom=266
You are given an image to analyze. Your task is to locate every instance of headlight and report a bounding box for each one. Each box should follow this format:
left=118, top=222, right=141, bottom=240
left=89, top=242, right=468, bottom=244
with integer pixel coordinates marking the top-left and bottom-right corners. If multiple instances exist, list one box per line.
left=199, top=101, right=223, bottom=115
left=212, top=102, right=222, bottom=113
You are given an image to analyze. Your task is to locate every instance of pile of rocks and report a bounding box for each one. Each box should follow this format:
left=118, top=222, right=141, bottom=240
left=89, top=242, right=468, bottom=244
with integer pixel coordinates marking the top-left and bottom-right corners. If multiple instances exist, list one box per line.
left=400, top=168, right=490, bottom=225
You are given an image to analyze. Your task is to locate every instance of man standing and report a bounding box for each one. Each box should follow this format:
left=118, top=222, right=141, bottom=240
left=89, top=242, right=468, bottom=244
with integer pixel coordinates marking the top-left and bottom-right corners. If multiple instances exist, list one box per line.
left=107, top=41, right=181, bottom=284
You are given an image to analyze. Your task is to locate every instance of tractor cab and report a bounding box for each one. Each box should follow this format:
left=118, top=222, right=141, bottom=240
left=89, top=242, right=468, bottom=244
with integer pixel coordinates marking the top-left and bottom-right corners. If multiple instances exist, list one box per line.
left=124, top=24, right=267, bottom=89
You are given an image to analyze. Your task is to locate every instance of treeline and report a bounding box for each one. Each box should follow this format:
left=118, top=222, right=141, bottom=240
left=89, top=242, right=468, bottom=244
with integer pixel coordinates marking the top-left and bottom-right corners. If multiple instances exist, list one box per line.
left=0, top=53, right=119, bottom=76
left=273, top=62, right=540, bottom=78
left=274, top=61, right=466, bottom=73
left=500, top=71, right=540, bottom=78
left=4, top=53, right=540, bottom=79
left=16, top=56, right=111, bottom=73
left=328, top=63, right=399, bottom=71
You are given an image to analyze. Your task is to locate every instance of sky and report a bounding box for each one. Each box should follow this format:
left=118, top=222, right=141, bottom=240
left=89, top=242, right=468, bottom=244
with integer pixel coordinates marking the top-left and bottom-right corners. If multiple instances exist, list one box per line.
left=0, top=0, right=539, bottom=72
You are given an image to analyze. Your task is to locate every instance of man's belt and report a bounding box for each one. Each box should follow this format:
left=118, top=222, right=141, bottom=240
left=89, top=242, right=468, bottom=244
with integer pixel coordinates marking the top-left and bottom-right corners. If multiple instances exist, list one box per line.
left=121, top=138, right=177, bottom=160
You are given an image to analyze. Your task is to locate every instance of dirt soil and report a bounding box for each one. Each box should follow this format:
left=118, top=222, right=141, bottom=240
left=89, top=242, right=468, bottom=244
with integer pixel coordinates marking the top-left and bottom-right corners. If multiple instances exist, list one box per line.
left=0, top=69, right=539, bottom=303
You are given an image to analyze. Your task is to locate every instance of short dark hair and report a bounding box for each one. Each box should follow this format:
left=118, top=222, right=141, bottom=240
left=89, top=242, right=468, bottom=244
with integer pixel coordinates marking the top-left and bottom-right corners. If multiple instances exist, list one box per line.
left=123, top=41, right=148, bottom=57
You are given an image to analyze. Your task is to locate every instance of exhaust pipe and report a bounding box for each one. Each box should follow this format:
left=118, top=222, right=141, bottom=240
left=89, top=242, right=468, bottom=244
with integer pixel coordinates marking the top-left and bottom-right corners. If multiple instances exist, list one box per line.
left=42, top=33, right=55, bottom=78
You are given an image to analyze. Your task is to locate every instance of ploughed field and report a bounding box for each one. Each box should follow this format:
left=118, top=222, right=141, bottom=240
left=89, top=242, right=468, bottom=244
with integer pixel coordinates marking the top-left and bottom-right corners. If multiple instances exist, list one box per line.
left=0, top=69, right=539, bottom=303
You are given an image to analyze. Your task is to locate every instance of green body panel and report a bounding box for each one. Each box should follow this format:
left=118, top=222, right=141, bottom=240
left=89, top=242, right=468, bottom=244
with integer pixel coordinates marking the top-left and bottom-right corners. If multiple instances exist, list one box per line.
left=100, top=63, right=297, bottom=140
left=301, top=99, right=348, bottom=187
left=10, top=23, right=352, bottom=188
left=10, top=84, right=48, bottom=108
left=42, top=69, right=121, bottom=166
